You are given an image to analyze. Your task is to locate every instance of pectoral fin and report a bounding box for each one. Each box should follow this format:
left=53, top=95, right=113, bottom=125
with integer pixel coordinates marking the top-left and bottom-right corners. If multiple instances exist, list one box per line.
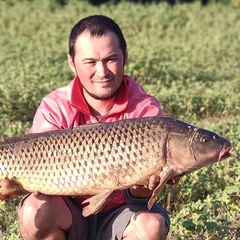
left=0, top=178, right=29, bottom=200
left=148, top=167, right=175, bottom=210
left=82, top=190, right=117, bottom=217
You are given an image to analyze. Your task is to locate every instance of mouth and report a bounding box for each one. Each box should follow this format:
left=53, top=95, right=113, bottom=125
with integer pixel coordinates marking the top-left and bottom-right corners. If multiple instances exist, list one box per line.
left=218, top=144, right=231, bottom=161
left=94, top=78, right=112, bottom=83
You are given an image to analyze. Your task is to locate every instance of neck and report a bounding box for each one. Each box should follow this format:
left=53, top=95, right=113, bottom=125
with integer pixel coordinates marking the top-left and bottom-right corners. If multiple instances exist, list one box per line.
left=83, top=91, right=117, bottom=117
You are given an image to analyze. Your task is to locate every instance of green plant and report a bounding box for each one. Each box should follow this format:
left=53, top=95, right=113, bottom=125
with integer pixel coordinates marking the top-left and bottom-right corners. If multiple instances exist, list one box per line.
left=0, top=0, right=239, bottom=239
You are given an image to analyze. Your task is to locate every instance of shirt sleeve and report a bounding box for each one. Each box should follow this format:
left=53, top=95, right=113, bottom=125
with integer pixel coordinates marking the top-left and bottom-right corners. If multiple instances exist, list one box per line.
left=126, top=76, right=164, bottom=118
left=30, top=97, right=63, bottom=134
left=137, top=99, right=164, bottom=118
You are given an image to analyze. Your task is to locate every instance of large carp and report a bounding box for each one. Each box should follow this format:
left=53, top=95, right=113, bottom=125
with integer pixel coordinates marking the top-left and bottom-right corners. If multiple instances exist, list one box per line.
left=0, top=117, right=231, bottom=216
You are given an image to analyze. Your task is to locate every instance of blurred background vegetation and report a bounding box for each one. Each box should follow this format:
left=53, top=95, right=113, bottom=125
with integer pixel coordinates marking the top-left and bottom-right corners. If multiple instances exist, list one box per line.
left=0, top=0, right=239, bottom=239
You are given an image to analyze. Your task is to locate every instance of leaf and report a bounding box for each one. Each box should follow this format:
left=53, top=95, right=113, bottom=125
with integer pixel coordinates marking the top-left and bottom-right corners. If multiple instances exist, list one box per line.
left=182, top=219, right=196, bottom=231
left=224, top=186, right=240, bottom=194
left=205, top=221, right=220, bottom=231
left=0, top=201, right=6, bottom=211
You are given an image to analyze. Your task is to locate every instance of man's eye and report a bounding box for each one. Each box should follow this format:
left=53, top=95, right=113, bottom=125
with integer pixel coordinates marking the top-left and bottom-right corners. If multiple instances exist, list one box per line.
left=107, top=58, right=117, bottom=62
left=85, top=61, right=95, bottom=65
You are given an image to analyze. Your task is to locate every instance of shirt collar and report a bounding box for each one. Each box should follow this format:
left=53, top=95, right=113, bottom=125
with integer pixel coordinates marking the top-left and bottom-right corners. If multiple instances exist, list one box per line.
left=70, top=76, right=129, bottom=116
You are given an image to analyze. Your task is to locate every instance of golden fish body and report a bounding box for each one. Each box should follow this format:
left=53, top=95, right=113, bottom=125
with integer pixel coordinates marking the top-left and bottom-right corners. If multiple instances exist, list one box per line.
left=0, top=117, right=168, bottom=195
left=0, top=117, right=231, bottom=215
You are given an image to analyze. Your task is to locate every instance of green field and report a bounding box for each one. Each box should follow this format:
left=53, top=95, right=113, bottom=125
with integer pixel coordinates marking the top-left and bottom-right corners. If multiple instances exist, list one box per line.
left=0, top=0, right=239, bottom=239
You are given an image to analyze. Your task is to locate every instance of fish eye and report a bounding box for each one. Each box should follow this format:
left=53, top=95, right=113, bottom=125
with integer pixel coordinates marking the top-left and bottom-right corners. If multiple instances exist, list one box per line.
left=200, top=135, right=211, bottom=143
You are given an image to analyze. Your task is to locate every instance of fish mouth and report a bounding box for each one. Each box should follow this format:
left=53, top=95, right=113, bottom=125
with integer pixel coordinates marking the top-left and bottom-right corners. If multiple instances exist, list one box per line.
left=218, top=144, right=231, bottom=161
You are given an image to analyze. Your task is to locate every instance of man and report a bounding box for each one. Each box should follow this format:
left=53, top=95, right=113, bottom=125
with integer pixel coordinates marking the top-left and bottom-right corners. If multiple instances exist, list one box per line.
left=19, top=15, right=176, bottom=240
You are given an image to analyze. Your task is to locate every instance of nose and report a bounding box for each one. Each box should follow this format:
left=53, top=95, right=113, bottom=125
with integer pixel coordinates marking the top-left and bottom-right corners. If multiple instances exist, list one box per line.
left=96, top=61, right=109, bottom=77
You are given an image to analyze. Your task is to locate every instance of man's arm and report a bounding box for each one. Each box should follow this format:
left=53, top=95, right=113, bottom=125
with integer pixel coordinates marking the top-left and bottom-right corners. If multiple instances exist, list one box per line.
left=30, top=98, right=63, bottom=133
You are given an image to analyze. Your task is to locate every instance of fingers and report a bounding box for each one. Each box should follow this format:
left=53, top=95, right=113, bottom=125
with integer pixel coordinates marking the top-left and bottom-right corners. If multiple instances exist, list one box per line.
left=148, top=173, right=181, bottom=189
left=131, top=172, right=181, bottom=194
left=134, top=175, right=160, bottom=191
left=33, top=191, right=40, bottom=196
left=167, top=176, right=181, bottom=185
left=148, top=175, right=160, bottom=190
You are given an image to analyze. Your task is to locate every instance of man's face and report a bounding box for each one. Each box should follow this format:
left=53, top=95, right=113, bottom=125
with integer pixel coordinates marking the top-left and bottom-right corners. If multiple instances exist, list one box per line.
left=68, top=31, right=126, bottom=100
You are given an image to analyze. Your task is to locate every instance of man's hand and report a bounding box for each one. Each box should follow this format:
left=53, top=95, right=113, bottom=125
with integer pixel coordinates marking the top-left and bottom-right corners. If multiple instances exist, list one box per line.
left=129, top=173, right=181, bottom=199
left=167, top=175, right=181, bottom=185
left=129, top=175, right=160, bottom=198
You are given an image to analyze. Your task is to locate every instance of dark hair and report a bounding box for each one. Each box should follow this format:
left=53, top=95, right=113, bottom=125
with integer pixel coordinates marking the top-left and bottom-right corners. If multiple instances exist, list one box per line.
left=68, top=15, right=127, bottom=59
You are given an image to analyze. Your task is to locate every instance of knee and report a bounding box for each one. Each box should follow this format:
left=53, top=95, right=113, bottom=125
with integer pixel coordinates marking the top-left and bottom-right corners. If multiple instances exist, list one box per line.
left=19, top=194, right=71, bottom=239
left=19, top=194, right=57, bottom=227
left=131, top=211, right=167, bottom=240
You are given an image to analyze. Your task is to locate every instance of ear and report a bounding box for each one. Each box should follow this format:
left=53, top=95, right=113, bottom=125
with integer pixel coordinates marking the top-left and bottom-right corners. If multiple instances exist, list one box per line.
left=68, top=53, right=77, bottom=75
left=124, top=49, right=128, bottom=66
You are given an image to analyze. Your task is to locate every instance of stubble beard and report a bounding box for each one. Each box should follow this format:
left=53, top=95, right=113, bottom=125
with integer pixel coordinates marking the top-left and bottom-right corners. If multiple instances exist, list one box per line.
left=82, top=84, right=120, bottom=100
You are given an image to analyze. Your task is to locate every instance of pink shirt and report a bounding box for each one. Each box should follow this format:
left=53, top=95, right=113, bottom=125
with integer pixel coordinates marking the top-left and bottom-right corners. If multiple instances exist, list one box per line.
left=30, top=75, right=164, bottom=210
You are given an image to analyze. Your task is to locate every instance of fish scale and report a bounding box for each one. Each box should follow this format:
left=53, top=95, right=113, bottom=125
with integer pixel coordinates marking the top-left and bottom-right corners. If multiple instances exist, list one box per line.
left=0, top=116, right=231, bottom=216
left=1, top=118, right=157, bottom=194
